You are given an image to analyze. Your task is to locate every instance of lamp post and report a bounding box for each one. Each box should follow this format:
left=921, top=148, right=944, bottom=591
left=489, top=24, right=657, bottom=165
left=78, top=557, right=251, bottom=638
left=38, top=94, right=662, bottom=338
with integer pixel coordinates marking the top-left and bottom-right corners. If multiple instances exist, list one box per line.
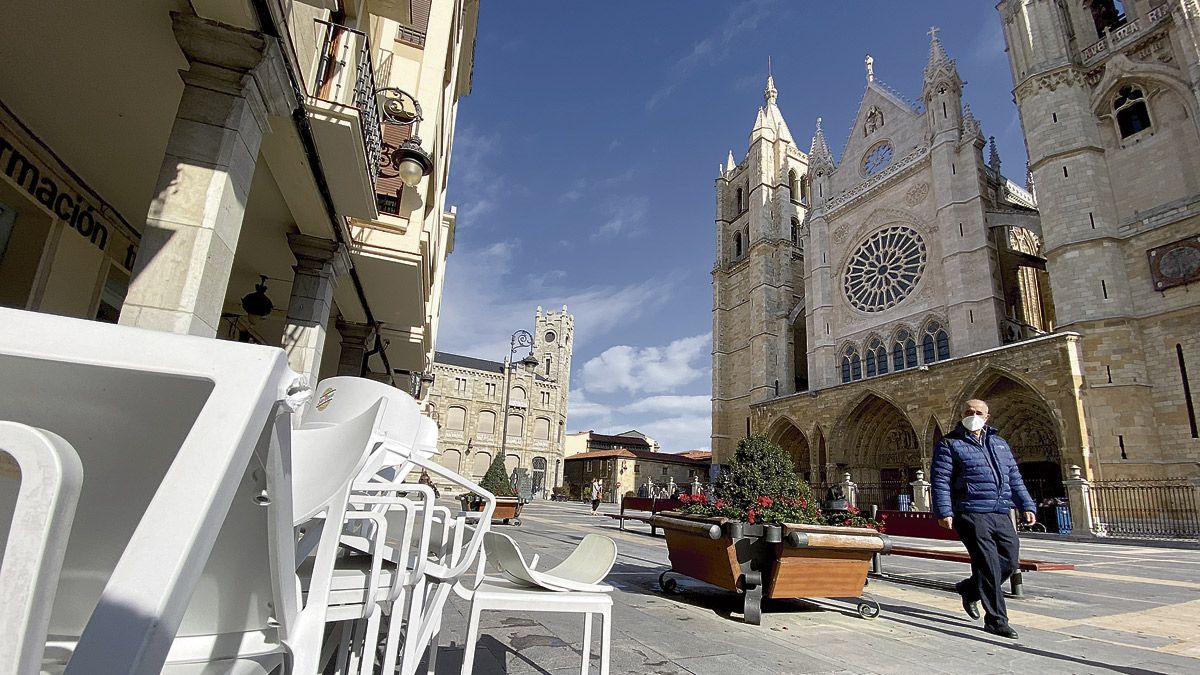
left=499, top=330, right=538, bottom=470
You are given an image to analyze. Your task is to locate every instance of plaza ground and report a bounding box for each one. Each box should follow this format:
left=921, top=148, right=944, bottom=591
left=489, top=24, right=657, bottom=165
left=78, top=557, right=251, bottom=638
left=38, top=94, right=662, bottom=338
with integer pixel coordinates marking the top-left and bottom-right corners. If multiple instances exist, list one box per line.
left=429, top=500, right=1200, bottom=674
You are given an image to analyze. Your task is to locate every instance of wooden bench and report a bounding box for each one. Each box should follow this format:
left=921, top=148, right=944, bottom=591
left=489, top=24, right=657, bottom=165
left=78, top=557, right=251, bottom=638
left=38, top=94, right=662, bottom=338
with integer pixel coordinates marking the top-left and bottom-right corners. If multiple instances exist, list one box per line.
left=607, top=496, right=684, bottom=535
left=872, top=510, right=1074, bottom=597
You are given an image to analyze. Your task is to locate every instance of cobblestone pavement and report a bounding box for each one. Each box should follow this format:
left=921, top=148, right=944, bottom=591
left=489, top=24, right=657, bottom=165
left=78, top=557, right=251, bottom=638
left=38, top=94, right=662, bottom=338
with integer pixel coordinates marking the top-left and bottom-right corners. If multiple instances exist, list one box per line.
left=423, top=500, right=1200, bottom=674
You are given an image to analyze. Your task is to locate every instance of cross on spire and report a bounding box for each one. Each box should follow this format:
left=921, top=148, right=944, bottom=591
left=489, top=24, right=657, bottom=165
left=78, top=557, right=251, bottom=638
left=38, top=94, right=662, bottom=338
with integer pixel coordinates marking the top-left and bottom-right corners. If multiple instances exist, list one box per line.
left=928, top=25, right=941, bottom=40
left=865, top=54, right=874, bottom=82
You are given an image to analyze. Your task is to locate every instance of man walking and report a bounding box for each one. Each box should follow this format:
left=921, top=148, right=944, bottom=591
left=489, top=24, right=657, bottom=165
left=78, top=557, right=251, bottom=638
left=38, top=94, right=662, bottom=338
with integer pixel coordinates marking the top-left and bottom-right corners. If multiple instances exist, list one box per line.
left=931, top=399, right=1037, bottom=639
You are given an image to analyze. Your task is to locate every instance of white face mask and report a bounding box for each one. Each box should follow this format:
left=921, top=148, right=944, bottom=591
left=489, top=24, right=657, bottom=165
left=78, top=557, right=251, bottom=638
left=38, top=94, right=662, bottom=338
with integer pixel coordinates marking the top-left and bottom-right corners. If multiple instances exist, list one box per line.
left=962, top=415, right=987, bottom=432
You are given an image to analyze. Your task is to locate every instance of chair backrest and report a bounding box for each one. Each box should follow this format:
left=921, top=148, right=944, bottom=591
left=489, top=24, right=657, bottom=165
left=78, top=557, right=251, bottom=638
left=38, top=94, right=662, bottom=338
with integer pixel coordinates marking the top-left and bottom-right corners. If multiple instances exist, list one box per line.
left=0, top=423, right=84, bottom=675
left=300, top=377, right=420, bottom=444
left=543, top=534, right=617, bottom=585
left=0, top=307, right=298, bottom=674
left=485, top=532, right=616, bottom=593
left=290, top=400, right=385, bottom=524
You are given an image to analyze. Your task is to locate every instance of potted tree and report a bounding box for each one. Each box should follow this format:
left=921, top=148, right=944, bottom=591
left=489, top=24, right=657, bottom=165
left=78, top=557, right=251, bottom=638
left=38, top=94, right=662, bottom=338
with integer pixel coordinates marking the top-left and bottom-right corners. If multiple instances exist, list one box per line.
left=654, top=435, right=890, bottom=624
left=460, top=453, right=524, bottom=525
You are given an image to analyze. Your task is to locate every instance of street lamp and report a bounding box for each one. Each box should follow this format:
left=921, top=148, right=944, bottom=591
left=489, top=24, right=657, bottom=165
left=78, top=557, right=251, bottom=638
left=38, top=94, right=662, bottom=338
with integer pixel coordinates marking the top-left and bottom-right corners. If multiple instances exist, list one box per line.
left=377, top=87, right=434, bottom=188
left=499, top=330, right=538, bottom=471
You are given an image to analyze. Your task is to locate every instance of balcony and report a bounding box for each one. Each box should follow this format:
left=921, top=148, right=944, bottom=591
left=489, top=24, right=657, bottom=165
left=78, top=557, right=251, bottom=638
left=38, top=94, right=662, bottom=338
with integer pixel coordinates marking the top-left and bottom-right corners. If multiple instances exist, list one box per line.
left=1080, top=5, right=1171, bottom=65
left=304, top=19, right=383, bottom=220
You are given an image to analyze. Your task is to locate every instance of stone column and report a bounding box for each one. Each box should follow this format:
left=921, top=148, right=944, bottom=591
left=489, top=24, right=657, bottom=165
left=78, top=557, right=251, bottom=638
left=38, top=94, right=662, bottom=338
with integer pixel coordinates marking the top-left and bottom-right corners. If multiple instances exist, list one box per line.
left=841, top=472, right=857, bottom=508
left=910, top=470, right=932, bottom=512
left=335, top=320, right=376, bottom=377
left=282, top=234, right=349, bottom=385
left=1063, top=464, right=1095, bottom=537
left=120, top=13, right=293, bottom=336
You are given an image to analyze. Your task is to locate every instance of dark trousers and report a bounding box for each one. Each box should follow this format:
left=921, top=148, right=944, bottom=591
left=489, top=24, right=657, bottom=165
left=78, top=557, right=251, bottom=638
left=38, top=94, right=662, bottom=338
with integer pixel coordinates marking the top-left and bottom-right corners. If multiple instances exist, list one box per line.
left=953, top=511, right=1020, bottom=628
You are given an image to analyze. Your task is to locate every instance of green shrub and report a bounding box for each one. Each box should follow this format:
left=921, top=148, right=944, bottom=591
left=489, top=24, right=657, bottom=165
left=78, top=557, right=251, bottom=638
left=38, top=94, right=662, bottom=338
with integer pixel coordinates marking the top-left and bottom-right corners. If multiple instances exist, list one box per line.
left=479, top=453, right=517, bottom=498
left=681, top=434, right=880, bottom=529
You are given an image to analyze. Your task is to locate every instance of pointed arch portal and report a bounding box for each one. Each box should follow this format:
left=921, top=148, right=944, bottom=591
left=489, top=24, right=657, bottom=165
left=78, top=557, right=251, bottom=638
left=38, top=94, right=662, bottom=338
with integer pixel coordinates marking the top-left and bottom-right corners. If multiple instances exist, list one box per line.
left=839, top=393, right=920, bottom=480
left=767, top=417, right=811, bottom=481
left=967, top=372, right=1065, bottom=500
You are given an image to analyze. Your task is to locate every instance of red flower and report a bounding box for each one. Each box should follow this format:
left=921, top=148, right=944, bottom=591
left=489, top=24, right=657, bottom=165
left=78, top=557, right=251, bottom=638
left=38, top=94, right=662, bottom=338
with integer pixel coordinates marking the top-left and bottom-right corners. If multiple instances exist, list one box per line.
left=747, top=508, right=757, bottom=524
left=757, top=496, right=774, bottom=508
left=715, top=499, right=727, bottom=509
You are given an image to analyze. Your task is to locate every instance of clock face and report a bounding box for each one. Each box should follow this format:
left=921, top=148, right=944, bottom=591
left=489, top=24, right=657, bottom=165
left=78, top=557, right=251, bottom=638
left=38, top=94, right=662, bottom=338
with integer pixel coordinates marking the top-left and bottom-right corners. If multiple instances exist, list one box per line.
left=863, top=142, right=894, bottom=176
left=544, top=331, right=557, bottom=344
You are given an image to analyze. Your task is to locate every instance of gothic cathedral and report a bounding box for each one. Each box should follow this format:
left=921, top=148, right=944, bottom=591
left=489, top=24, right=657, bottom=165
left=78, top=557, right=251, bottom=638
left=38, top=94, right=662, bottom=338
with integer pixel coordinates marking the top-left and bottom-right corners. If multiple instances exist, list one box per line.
left=713, top=1, right=1200, bottom=493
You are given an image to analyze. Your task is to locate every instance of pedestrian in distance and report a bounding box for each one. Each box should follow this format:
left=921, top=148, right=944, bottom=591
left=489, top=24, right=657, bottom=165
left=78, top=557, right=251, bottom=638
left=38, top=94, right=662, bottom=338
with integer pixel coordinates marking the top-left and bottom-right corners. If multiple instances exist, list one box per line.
left=591, top=477, right=602, bottom=516
left=931, top=398, right=1037, bottom=640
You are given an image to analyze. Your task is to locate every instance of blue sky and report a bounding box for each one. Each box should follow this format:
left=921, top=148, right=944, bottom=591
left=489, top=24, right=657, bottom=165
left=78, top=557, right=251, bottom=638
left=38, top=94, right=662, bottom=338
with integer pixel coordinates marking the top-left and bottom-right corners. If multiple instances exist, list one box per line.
left=439, top=1, right=1027, bottom=453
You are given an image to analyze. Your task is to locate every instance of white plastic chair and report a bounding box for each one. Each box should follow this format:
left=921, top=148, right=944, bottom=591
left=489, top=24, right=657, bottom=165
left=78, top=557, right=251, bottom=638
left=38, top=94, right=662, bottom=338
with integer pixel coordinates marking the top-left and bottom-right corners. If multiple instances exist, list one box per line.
left=0, top=422, right=84, bottom=675
left=456, top=532, right=617, bottom=675
left=0, top=307, right=301, bottom=675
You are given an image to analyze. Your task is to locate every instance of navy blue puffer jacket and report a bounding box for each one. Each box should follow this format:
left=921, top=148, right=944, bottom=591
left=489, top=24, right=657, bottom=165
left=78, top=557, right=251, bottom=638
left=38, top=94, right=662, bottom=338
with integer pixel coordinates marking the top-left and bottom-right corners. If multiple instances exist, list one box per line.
left=931, top=423, right=1036, bottom=518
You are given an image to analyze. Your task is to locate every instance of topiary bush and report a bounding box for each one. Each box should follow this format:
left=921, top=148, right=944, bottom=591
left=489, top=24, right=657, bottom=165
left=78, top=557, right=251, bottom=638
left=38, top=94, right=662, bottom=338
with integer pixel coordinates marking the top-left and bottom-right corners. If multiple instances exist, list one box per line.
left=479, top=452, right=517, bottom=498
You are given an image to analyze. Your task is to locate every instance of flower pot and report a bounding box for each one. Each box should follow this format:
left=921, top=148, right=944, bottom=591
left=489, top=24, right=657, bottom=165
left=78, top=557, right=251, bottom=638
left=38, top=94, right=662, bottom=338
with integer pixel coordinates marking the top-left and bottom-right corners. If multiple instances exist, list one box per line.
left=654, top=512, right=890, bottom=624
left=459, top=495, right=524, bottom=525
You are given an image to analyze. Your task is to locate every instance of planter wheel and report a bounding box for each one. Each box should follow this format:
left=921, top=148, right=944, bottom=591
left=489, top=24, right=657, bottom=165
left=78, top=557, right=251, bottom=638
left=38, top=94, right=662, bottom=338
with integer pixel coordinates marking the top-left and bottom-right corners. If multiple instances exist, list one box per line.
left=857, top=595, right=881, bottom=620
left=512, top=519, right=521, bottom=526
left=742, top=571, right=763, bottom=626
left=658, top=572, right=678, bottom=594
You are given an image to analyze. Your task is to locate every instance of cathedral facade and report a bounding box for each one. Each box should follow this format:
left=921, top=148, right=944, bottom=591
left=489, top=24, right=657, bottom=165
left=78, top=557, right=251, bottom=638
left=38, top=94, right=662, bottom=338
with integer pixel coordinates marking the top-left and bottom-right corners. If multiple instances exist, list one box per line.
left=713, top=1, right=1200, bottom=491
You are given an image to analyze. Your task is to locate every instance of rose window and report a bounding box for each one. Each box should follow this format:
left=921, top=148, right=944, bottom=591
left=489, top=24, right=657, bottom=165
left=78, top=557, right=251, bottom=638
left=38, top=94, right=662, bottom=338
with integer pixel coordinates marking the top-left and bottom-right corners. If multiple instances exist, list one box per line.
left=843, top=226, right=927, bottom=312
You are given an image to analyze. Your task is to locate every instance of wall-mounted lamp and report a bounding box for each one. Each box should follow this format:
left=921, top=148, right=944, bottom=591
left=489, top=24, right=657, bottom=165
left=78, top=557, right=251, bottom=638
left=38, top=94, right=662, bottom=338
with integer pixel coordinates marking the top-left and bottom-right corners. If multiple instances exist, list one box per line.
left=378, top=87, right=434, bottom=188
left=241, top=275, right=274, bottom=317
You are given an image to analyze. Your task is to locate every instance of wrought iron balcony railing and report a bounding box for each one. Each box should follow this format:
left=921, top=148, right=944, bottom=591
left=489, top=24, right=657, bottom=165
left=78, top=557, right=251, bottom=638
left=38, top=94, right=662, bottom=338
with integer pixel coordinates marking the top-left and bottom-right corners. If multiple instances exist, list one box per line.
left=313, top=19, right=384, bottom=190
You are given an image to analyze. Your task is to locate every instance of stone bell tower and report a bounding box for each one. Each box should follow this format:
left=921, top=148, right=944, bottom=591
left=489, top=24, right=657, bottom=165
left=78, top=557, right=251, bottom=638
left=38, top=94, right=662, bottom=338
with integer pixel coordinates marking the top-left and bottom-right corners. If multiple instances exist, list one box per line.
left=712, top=75, right=810, bottom=464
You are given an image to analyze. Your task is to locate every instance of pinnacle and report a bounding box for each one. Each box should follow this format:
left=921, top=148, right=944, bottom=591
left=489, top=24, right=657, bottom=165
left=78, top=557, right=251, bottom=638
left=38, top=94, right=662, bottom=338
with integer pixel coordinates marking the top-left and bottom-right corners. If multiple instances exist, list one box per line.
left=923, top=27, right=960, bottom=90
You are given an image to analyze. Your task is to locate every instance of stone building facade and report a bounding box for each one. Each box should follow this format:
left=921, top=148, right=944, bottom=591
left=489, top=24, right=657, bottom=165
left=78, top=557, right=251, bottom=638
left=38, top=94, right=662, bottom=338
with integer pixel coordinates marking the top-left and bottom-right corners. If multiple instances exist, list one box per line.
left=427, top=307, right=573, bottom=497
left=714, top=14, right=1199, bottom=490
left=563, top=448, right=711, bottom=503
left=996, top=0, right=1200, bottom=480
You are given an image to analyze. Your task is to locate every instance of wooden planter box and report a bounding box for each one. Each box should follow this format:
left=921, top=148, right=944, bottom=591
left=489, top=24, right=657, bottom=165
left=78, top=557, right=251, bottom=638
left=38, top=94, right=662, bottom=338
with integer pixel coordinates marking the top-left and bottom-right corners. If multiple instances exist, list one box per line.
left=460, top=495, right=524, bottom=525
left=654, top=511, right=890, bottom=624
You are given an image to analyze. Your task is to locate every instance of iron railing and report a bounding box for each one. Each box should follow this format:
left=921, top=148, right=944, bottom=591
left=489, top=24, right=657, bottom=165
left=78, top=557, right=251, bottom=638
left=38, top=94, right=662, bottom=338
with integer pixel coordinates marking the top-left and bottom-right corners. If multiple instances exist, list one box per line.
left=313, top=19, right=383, bottom=189
left=1088, top=479, right=1200, bottom=540
left=851, top=482, right=908, bottom=511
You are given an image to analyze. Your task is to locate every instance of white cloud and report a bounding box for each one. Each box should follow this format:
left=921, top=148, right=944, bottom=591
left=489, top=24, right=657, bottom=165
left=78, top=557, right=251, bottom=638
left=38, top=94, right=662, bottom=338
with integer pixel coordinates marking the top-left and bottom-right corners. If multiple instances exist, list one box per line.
left=616, top=395, right=710, bottom=417
left=435, top=241, right=680, bottom=359
left=647, top=0, right=779, bottom=112
left=591, top=196, right=648, bottom=241
left=581, top=333, right=711, bottom=395
left=447, top=126, right=503, bottom=227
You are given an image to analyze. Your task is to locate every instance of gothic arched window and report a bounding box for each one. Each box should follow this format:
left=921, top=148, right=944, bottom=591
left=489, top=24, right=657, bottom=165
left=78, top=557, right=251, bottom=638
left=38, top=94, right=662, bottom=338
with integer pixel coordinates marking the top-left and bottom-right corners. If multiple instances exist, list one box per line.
left=791, top=217, right=800, bottom=246
left=1113, top=85, right=1151, bottom=138
left=921, top=320, right=951, bottom=363
left=892, top=329, right=917, bottom=371
left=799, top=174, right=810, bottom=205
left=789, top=170, right=799, bottom=201
left=736, top=187, right=744, bottom=213
left=867, top=337, right=887, bottom=377
left=840, top=345, right=863, bottom=384
left=734, top=231, right=743, bottom=258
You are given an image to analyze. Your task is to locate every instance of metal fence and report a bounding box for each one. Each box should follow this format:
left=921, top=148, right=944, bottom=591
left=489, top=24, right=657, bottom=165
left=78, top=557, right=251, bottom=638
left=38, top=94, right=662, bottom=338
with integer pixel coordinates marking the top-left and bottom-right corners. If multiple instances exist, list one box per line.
left=1088, top=480, right=1200, bottom=540
left=851, top=482, right=907, bottom=511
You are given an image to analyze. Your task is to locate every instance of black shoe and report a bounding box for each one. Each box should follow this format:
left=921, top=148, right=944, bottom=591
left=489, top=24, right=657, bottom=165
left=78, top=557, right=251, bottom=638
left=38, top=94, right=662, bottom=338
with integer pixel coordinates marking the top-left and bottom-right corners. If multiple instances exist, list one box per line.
left=955, top=584, right=980, bottom=620
left=984, top=624, right=1019, bottom=639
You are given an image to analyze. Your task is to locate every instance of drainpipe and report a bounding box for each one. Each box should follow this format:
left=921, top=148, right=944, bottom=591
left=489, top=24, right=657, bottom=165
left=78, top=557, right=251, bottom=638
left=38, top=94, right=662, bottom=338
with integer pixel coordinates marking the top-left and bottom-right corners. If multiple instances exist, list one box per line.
left=250, top=0, right=394, bottom=382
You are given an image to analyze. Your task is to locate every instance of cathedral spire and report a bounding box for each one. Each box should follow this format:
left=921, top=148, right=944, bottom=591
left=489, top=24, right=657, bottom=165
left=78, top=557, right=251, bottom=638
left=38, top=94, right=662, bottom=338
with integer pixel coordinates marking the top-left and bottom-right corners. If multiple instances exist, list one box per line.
left=809, top=117, right=835, bottom=170
left=922, top=26, right=962, bottom=95
left=988, top=136, right=1001, bottom=173
left=962, top=103, right=982, bottom=140
left=726, top=149, right=737, bottom=172
left=764, top=73, right=778, bottom=106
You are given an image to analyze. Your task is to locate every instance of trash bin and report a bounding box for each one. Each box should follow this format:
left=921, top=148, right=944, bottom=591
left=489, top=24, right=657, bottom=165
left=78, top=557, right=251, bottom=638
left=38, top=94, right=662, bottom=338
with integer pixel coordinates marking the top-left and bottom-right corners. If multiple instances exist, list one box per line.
left=1056, top=504, right=1071, bottom=535
left=896, top=494, right=912, bottom=512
